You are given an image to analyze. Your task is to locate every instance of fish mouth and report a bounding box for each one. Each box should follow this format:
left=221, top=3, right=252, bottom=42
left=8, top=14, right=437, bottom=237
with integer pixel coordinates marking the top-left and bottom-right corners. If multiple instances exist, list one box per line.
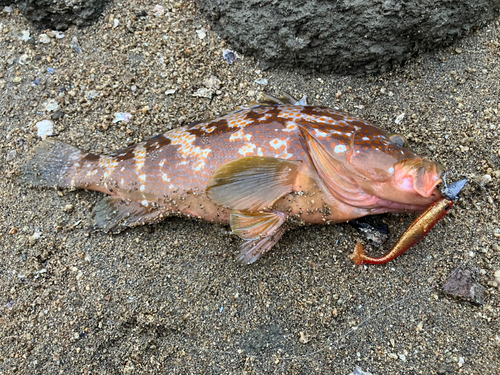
left=394, top=158, right=444, bottom=199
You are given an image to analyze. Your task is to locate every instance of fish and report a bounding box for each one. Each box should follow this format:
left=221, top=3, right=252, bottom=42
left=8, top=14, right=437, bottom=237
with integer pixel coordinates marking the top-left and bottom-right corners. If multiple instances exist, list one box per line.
left=20, top=94, right=444, bottom=264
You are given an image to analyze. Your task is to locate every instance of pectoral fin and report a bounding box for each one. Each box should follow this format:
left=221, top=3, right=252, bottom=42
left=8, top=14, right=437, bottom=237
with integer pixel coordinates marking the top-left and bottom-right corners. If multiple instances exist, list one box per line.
left=92, top=196, right=161, bottom=233
left=207, top=156, right=300, bottom=211
left=230, top=210, right=287, bottom=264
left=299, top=127, right=373, bottom=206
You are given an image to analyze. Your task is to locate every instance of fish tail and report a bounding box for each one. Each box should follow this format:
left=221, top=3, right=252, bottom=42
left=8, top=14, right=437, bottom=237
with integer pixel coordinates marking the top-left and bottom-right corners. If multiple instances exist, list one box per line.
left=20, top=138, right=88, bottom=188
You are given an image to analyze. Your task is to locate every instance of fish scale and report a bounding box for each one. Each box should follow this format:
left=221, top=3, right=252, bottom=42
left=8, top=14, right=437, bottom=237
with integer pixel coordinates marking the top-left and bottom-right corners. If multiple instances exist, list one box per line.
left=21, top=95, right=444, bottom=264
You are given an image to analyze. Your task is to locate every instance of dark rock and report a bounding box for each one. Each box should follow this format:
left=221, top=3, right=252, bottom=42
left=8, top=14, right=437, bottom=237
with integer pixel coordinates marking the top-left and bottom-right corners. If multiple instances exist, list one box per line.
left=443, top=267, right=486, bottom=304
left=51, top=110, right=65, bottom=120
left=0, top=0, right=111, bottom=30
left=198, top=0, right=500, bottom=74
left=350, top=216, right=389, bottom=247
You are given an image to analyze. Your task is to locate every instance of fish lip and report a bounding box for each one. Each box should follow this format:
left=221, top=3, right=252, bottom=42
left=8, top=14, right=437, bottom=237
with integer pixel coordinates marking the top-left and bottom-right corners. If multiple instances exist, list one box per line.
left=395, top=158, right=444, bottom=198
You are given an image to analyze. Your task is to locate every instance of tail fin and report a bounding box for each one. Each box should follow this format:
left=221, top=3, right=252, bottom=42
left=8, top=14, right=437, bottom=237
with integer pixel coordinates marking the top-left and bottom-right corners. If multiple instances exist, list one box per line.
left=20, top=138, right=85, bottom=188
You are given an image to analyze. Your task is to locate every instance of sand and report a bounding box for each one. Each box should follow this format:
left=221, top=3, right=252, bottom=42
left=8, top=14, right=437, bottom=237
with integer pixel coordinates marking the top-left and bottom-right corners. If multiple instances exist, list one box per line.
left=1, top=1, right=499, bottom=374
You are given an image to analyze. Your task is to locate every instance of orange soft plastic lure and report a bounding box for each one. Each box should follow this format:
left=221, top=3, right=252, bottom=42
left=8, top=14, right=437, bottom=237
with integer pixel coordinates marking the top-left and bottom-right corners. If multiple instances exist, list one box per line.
left=350, top=178, right=467, bottom=265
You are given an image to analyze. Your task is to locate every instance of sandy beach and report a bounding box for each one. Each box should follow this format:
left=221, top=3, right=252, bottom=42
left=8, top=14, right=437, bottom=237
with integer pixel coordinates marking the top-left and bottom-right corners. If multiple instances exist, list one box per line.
left=1, top=1, right=499, bottom=373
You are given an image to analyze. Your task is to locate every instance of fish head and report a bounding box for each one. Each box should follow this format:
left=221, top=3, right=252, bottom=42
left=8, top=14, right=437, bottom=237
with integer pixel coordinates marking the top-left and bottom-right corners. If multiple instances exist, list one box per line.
left=346, top=126, right=444, bottom=207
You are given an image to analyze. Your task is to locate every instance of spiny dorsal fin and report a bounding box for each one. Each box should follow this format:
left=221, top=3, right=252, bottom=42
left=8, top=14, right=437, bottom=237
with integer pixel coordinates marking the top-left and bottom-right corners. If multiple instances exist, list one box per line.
left=234, top=93, right=308, bottom=111
left=206, top=156, right=300, bottom=212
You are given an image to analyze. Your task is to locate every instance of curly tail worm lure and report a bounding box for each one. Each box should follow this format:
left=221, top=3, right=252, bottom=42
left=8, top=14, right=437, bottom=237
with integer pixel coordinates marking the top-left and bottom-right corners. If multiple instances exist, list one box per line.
left=350, top=178, right=467, bottom=265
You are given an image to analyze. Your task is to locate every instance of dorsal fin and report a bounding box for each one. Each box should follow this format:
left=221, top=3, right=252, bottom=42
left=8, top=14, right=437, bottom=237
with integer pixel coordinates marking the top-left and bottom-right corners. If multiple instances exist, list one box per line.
left=234, top=93, right=308, bottom=111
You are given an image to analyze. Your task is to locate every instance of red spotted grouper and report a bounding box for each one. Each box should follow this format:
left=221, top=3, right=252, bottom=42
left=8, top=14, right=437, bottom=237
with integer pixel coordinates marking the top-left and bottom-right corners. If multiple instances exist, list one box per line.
left=21, top=95, right=444, bottom=264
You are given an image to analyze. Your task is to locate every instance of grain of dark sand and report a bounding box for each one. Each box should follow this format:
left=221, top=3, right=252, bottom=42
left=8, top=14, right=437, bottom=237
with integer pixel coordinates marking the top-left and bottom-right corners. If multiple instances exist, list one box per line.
left=1, top=2, right=500, bottom=374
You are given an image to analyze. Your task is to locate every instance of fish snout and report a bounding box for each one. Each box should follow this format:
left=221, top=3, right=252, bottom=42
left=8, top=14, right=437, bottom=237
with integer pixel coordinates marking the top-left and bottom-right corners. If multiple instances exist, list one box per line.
left=395, top=158, right=444, bottom=199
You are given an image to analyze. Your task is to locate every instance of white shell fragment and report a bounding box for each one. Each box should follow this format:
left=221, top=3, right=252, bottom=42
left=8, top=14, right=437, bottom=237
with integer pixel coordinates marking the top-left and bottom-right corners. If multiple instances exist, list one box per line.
left=254, top=78, right=268, bottom=86
left=165, top=88, right=176, bottom=95
left=70, top=36, right=82, bottom=53
left=36, top=120, right=54, bottom=139
left=154, top=5, right=165, bottom=17
left=39, top=34, right=51, bottom=44
left=193, top=87, right=213, bottom=99
left=196, top=27, right=207, bottom=39
left=113, top=112, right=132, bottom=123
left=394, top=112, right=405, bottom=124
left=19, top=29, right=30, bottom=41
left=42, top=99, right=59, bottom=112
left=53, top=30, right=65, bottom=39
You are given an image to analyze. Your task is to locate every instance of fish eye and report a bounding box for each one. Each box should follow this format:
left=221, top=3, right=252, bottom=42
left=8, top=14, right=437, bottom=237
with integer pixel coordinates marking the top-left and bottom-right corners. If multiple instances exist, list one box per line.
left=389, top=133, right=409, bottom=148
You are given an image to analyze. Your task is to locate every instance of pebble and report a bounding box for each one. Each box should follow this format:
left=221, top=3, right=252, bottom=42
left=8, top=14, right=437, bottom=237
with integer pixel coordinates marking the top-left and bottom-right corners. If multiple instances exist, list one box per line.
left=53, top=30, right=65, bottom=39
left=254, top=78, right=268, bottom=86
left=70, top=37, right=82, bottom=53
left=39, top=34, right=51, bottom=44
left=6, top=149, right=16, bottom=162
left=12, top=76, right=22, bottom=83
left=113, top=112, right=132, bottom=123
left=19, top=30, right=30, bottom=41
left=36, top=120, right=54, bottom=139
left=29, top=230, right=42, bottom=245
left=351, top=367, right=373, bottom=375
left=63, top=204, right=74, bottom=213
left=43, top=99, right=59, bottom=112
left=51, top=110, right=65, bottom=120
left=154, top=5, right=165, bottom=17
left=223, top=49, right=238, bottom=64
left=193, top=87, right=213, bottom=99
left=494, top=270, right=500, bottom=286
left=394, top=112, right=405, bottom=124
left=203, top=76, right=221, bottom=90
left=18, top=54, right=29, bottom=65
left=47, top=67, right=55, bottom=74
left=298, top=331, right=309, bottom=344
left=196, top=27, right=207, bottom=39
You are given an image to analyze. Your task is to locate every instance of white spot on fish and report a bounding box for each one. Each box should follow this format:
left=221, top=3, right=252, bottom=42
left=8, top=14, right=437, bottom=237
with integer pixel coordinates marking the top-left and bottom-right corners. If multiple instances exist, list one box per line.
left=133, top=144, right=147, bottom=171
left=169, top=184, right=175, bottom=190
left=270, top=138, right=287, bottom=150
left=230, top=128, right=252, bottom=142
left=257, top=147, right=264, bottom=157
left=161, top=171, right=170, bottom=182
left=362, top=137, right=370, bottom=141
left=121, top=167, right=125, bottom=172
left=314, top=129, right=329, bottom=138
left=140, top=185, right=146, bottom=192
left=164, top=127, right=211, bottom=170
left=98, top=155, right=119, bottom=178
left=334, top=145, right=347, bottom=153
left=142, top=200, right=149, bottom=207
left=388, top=167, right=395, bottom=173
left=139, top=174, right=146, bottom=182
left=238, top=143, right=256, bottom=156
left=121, top=179, right=124, bottom=185
left=159, top=160, right=165, bottom=167
left=282, top=122, right=298, bottom=133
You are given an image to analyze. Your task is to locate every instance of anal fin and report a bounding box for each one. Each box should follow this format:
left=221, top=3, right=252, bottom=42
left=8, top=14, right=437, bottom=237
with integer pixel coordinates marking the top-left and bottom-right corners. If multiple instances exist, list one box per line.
left=92, top=196, right=162, bottom=233
left=230, top=210, right=287, bottom=264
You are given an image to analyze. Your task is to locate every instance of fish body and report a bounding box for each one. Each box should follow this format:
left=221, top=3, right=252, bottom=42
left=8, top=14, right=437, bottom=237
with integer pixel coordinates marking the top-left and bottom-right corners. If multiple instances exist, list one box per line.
left=21, top=95, right=444, bottom=263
